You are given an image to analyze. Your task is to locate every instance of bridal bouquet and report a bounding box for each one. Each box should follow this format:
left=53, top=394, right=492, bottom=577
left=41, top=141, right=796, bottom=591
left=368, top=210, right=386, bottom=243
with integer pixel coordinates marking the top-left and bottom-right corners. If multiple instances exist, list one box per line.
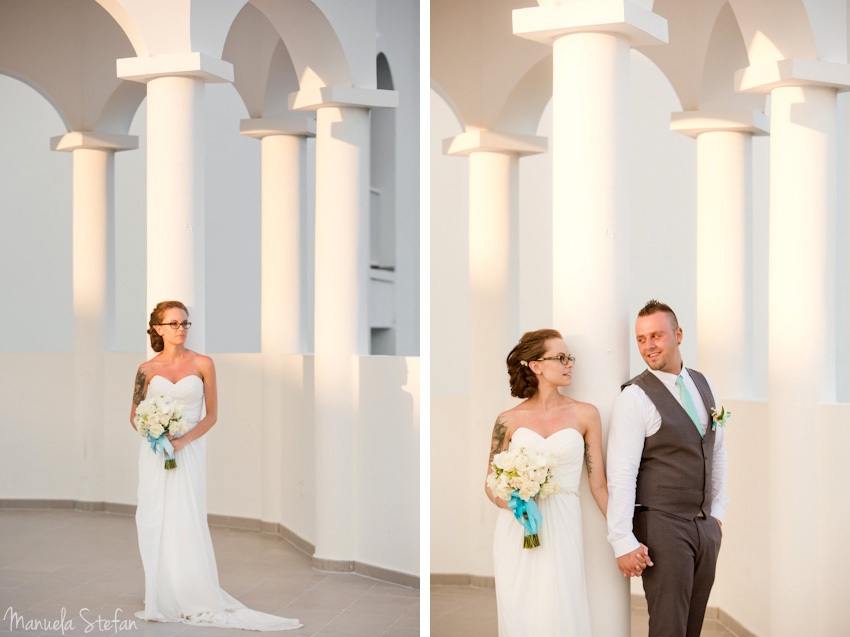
left=134, top=395, right=190, bottom=470
left=488, top=447, right=560, bottom=548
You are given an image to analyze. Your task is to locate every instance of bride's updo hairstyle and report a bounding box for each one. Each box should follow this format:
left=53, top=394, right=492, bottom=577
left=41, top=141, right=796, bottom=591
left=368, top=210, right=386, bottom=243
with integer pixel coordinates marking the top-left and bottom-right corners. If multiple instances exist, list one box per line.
left=506, top=329, right=563, bottom=399
left=148, top=300, right=188, bottom=353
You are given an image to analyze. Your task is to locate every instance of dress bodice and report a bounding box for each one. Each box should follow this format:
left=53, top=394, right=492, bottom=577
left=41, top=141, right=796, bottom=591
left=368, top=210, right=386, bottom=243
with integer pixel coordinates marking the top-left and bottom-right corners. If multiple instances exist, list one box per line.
left=146, top=375, right=205, bottom=428
left=509, top=427, right=585, bottom=495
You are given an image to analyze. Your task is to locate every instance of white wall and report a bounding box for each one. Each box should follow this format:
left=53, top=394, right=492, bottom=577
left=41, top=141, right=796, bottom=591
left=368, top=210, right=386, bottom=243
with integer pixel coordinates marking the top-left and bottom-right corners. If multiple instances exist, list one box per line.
left=357, top=356, right=420, bottom=576
left=0, top=76, right=72, bottom=352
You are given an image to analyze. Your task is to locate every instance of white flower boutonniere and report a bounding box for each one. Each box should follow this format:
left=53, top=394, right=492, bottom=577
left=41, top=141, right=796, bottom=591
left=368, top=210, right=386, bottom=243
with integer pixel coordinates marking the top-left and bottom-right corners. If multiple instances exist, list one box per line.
left=710, top=406, right=731, bottom=431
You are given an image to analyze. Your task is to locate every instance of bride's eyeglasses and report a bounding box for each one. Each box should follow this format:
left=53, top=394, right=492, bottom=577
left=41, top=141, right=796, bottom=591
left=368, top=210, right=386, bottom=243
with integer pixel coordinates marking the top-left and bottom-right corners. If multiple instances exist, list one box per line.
left=157, top=321, right=192, bottom=330
left=535, top=354, right=575, bottom=366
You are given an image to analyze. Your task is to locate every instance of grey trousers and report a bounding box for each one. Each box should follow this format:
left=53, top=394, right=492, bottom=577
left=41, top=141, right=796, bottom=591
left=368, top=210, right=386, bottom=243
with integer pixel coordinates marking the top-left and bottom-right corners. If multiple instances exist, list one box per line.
left=633, top=509, right=723, bottom=637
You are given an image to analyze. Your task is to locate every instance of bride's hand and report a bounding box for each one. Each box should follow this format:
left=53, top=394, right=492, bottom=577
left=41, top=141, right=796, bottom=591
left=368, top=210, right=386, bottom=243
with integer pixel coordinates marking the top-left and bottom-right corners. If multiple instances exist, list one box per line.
left=617, top=543, right=653, bottom=577
left=167, top=433, right=188, bottom=454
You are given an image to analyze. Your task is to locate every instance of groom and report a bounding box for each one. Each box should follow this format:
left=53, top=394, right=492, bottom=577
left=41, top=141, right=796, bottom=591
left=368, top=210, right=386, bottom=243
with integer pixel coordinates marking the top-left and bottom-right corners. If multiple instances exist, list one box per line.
left=606, top=300, right=728, bottom=637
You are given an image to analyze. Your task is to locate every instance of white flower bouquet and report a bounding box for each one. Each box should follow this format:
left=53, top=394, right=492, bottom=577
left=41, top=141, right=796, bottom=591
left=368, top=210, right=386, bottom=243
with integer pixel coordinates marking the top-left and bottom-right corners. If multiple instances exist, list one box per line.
left=134, top=395, right=190, bottom=470
left=488, top=447, right=560, bottom=548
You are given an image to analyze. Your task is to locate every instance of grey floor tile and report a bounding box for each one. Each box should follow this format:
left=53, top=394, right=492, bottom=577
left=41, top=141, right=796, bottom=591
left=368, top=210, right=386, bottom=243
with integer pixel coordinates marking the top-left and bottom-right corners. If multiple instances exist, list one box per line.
left=432, top=585, right=749, bottom=637
left=0, top=510, right=417, bottom=637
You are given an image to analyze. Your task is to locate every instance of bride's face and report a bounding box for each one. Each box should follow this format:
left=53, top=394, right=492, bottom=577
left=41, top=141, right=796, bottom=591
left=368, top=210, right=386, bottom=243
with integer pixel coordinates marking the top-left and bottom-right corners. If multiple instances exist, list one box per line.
left=155, top=307, right=190, bottom=347
left=531, top=338, right=574, bottom=389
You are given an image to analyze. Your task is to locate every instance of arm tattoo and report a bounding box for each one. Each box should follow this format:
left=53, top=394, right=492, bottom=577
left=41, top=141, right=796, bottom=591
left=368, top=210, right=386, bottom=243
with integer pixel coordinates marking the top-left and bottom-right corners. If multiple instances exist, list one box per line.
left=489, top=418, right=508, bottom=464
left=133, top=369, right=147, bottom=406
left=584, top=442, right=593, bottom=476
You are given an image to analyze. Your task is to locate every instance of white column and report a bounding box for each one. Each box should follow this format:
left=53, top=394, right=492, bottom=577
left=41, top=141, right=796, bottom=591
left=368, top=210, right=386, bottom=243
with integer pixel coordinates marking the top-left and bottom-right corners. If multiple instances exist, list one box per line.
left=736, top=58, right=850, bottom=637
left=514, top=4, right=667, bottom=636
left=670, top=111, right=769, bottom=400
left=51, top=131, right=138, bottom=504
left=240, top=117, right=316, bottom=526
left=444, top=130, right=546, bottom=574
left=118, top=53, right=233, bottom=353
left=290, top=86, right=397, bottom=569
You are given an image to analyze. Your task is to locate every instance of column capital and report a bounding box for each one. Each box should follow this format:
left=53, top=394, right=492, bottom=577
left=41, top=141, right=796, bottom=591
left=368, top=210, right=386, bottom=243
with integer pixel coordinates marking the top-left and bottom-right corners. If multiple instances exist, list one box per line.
left=288, top=86, right=398, bottom=112
left=443, top=130, right=547, bottom=157
left=50, top=131, right=138, bottom=152
left=513, top=0, right=667, bottom=47
left=239, top=118, right=317, bottom=139
left=117, top=52, right=233, bottom=84
left=735, top=58, right=850, bottom=94
left=670, top=110, right=770, bottom=138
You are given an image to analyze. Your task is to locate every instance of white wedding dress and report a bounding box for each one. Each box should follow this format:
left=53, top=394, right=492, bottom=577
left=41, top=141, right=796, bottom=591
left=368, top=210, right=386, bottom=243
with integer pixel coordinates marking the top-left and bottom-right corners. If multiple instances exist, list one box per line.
left=135, top=375, right=301, bottom=630
left=493, top=427, right=592, bottom=636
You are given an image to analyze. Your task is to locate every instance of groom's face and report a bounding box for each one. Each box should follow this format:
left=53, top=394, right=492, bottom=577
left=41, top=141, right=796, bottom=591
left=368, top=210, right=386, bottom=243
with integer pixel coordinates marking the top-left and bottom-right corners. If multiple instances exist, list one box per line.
left=635, top=312, right=683, bottom=375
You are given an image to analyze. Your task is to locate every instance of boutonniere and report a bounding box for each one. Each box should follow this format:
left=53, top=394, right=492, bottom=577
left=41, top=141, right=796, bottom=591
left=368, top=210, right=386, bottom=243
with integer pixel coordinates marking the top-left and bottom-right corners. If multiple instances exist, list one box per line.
left=710, top=406, right=731, bottom=431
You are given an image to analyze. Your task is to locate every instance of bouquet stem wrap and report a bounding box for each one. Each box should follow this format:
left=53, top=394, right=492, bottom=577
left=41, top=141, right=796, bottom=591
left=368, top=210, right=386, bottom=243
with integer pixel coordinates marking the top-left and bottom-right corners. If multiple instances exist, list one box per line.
left=509, top=492, right=542, bottom=549
left=147, top=434, right=176, bottom=470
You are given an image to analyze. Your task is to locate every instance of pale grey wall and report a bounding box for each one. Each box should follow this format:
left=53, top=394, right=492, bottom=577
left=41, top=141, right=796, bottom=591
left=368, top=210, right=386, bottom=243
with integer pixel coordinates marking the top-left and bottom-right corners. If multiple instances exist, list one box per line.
left=0, top=75, right=72, bottom=352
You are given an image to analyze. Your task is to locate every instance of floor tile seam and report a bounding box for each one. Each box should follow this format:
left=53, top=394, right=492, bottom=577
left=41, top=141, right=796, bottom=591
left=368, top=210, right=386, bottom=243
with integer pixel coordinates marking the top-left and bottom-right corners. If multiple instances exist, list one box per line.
left=318, top=585, right=375, bottom=622
left=336, top=581, right=379, bottom=610
left=378, top=613, right=406, bottom=636
left=298, top=609, right=341, bottom=636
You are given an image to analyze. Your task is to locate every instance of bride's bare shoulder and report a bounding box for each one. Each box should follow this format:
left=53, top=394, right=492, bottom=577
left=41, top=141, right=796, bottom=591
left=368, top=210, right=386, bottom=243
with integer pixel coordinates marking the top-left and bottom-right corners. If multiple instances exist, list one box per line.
left=189, top=353, right=215, bottom=380
left=560, top=398, right=600, bottom=428
left=138, top=355, right=160, bottom=374
left=496, top=401, right=534, bottom=430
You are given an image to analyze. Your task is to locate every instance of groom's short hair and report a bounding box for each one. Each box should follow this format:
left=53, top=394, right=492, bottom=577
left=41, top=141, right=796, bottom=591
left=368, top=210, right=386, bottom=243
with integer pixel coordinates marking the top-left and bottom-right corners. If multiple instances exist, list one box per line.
left=638, top=299, right=679, bottom=330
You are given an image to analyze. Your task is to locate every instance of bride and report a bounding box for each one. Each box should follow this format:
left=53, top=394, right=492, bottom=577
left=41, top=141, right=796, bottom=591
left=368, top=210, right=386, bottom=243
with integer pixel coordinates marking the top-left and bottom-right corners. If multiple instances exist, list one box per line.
left=485, top=329, right=609, bottom=636
left=130, top=300, right=301, bottom=630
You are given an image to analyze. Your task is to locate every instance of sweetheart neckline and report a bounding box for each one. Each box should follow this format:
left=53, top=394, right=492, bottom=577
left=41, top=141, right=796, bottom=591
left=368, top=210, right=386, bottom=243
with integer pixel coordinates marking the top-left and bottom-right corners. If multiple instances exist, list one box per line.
left=149, top=374, right=203, bottom=385
left=513, top=426, right=583, bottom=442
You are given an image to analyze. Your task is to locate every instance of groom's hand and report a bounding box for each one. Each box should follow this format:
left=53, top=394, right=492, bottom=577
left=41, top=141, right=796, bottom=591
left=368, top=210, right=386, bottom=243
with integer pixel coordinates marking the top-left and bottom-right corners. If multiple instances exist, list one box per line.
left=617, top=544, right=653, bottom=577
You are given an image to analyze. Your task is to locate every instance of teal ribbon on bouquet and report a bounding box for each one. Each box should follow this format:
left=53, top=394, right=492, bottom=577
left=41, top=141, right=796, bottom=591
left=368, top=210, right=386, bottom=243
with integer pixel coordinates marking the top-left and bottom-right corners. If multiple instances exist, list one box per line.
left=147, top=434, right=177, bottom=470
left=509, top=492, right=543, bottom=549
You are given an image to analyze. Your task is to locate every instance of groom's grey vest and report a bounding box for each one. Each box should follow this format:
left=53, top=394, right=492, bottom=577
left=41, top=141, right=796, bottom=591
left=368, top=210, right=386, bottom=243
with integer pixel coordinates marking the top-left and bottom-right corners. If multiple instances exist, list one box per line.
left=622, top=369, right=717, bottom=520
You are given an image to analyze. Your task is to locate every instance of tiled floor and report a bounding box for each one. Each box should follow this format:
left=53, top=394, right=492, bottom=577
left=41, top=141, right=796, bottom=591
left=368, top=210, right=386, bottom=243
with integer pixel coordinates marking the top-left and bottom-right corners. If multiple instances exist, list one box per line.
left=0, top=509, right=418, bottom=637
left=430, top=585, right=743, bottom=636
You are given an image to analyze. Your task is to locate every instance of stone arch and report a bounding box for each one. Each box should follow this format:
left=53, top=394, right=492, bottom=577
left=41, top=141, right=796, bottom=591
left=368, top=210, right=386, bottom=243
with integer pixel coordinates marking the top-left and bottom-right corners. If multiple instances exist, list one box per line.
left=223, top=2, right=290, bottom=118
left=263, top=41, right=301, bottom=118
left=92, top=0, right=149, bottom=56
left=700, top=2, right=766, bottom=110
left=0, top=0, right=138, bottom=132
left=0, top=68, right=69, bottom=131
left=496, top=54, right=553, bottom=136
left=249, top=0, right=352, bottom=89
left=94, top=0, right=249, bottom=58
left=96, top=81, right=148, bottom=134
left=377, top=52, right=394, bottom=90
left=727, top=0, right=820, bottom=64
left=430, top=79, right=465, bottom=132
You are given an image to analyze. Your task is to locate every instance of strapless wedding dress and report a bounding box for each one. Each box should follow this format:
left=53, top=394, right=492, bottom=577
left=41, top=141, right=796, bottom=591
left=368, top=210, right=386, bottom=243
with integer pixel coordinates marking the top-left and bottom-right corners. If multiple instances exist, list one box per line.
left=493, top=427, right=592, bottom=636
left=135, top=375, right=301, bottom=630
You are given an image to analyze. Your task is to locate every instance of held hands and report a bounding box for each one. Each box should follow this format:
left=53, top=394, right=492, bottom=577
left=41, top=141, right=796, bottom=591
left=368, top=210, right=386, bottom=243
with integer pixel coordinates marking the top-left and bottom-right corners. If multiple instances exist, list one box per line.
left=617, top=543, right=653, bottom=578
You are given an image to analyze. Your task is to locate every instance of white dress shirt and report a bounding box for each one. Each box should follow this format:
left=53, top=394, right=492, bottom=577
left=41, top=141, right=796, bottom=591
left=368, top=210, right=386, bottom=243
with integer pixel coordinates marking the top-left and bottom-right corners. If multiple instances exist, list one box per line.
left=606, top=366, right=729, bottom=558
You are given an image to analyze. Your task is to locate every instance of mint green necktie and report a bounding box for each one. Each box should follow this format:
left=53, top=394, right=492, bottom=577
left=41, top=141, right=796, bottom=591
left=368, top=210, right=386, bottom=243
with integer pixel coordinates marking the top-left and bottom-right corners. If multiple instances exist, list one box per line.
left=675, top=375, right=703, bottom=437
